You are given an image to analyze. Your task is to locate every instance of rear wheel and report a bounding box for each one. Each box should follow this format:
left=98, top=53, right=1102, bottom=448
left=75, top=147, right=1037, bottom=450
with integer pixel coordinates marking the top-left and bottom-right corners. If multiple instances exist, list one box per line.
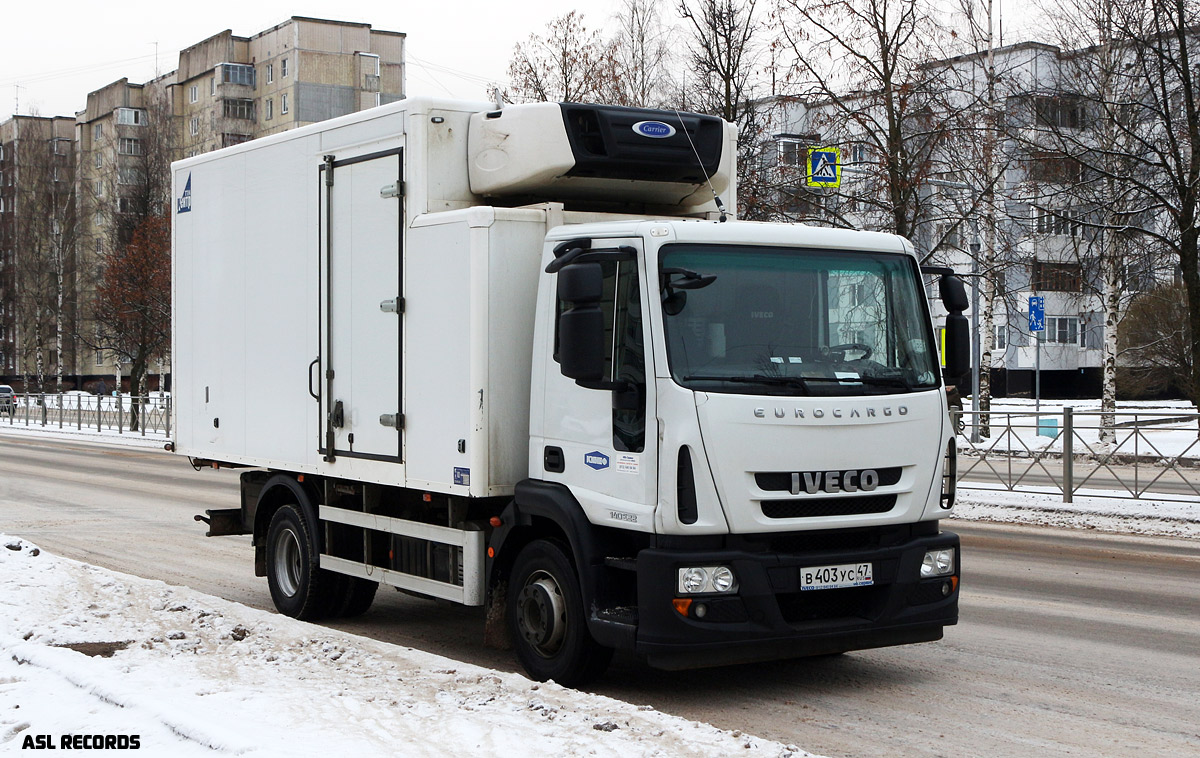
left=265, top=504, right=340, bottom=620
left=507, top=539, right=613, bottom=687
left=335, top=577, right=379, bottom=618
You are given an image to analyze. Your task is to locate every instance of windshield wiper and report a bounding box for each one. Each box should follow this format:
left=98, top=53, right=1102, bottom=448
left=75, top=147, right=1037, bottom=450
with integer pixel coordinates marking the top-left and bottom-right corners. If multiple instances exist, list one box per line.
left=682, top=374, right=811, bottom=394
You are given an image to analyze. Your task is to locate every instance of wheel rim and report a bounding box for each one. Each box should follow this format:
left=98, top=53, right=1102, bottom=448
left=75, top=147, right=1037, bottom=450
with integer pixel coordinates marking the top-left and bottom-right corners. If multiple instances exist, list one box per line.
left=273, top=526, right=303, bottom=598
left=516, top=569, right=567, bottom=658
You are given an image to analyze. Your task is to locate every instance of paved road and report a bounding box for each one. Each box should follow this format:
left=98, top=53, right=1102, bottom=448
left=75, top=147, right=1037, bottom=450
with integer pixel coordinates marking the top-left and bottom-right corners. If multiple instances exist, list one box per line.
left=3, top=435, right=1198, bottom=757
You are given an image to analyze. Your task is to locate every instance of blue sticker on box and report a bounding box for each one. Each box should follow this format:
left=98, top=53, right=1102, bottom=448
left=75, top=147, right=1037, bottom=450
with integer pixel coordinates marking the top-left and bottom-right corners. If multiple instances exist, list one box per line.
left=584, top=451, right=610, bottom=470
left=453, top=467, right=470, bottom=486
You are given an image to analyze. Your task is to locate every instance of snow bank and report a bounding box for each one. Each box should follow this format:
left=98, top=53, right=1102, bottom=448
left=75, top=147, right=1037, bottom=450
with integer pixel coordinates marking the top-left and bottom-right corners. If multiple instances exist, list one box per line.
left=952, top=489, right=1200, bottom=539
left=0, top=537, right=816, bottom=757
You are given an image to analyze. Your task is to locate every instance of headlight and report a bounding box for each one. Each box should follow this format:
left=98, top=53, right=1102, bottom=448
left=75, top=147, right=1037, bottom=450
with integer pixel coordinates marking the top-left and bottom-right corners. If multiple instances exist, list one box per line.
left=677, top=566, right=738, bottom=594
left=921, top=548, right=956, bottom=578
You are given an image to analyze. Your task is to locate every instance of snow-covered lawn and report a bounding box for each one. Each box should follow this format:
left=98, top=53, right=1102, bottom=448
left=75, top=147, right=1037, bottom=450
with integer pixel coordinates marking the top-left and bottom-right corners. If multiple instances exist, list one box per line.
left=959, top=397, right=1200, bottom=460
left=0, top=537, right=814, bottom=757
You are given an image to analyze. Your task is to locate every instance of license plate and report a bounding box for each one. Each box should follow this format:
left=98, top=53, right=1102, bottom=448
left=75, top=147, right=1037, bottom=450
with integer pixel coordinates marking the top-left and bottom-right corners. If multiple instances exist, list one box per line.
left=800, top=562, right=873, bottom=591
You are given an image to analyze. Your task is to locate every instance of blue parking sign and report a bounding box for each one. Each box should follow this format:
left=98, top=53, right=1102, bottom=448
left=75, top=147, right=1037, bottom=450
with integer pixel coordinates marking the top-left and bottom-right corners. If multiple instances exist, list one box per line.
left=1028, top=296, right=1045, bottom=332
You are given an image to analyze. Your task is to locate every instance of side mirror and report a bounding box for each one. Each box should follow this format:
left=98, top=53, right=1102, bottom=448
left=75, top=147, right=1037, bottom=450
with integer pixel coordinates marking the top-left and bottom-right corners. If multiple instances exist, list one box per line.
left=557, top=263, right=606, bottom=382
left=939, top=275, right=969, bottom=314
left=943, top=313, right=970, bottom=384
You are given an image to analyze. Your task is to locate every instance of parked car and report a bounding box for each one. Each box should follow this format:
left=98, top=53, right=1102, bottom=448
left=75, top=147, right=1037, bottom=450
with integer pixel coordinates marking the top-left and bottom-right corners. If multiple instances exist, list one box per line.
left=0, top=385, right=14, bottom=415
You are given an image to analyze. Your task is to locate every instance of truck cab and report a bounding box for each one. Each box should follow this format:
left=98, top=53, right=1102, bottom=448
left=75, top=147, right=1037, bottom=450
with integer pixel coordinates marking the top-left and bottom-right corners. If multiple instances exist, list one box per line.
left=493, top=219, right=961, bottom=680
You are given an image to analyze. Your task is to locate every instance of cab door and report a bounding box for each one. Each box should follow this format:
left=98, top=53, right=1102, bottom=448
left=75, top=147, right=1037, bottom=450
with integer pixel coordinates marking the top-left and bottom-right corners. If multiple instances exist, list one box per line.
left=539, top=241, right=658, bottom=528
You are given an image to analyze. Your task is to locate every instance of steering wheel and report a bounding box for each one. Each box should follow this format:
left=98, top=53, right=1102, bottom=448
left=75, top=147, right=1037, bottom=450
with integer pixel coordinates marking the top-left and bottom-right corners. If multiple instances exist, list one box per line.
left=826, top=343, right=873, bottom=361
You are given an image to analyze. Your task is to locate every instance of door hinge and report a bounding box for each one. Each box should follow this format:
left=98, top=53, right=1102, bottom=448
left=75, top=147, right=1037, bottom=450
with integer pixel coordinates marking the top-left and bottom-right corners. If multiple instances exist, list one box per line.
left=380, top=181, right=404, bottom=199
left=324, top=155, right=335, bottom=186
left=379, top=413, right=404, bottom=429
left=379, top=297, right=404, bottom=314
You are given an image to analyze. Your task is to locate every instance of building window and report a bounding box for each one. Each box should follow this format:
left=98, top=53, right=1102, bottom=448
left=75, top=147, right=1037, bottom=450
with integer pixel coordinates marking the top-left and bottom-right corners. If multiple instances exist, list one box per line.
left=118, top=168, right=143, bottom=185
left=281, top=93, right=289, bottom=115
left=94, top=179, right=103, bottom=196
left=1031, top=261, right=1082, bottom=292
left=221, top=63, right=256, bottom=87
left=116, top=108, right=146, bottom=126
left=210, top=76, right=216, bottom=96
left=189, top=85, right=198, bottom=103
left=994, top=324, right=1007, bottom=350
left=281, top=57, right=289, bottom=78
left=1040, top=316, right=1081, bottom=346
left=1034, top=96, right=1084, bottom=130
left=118, top=197, right=136, bottom=214
left=221, top=133, right=253, bottom=148
left=266, top=63, right=274, bottom=84
left=1035, top=207, right=1081, bottom=237
left=190, top=116, right=200, bottom=137
left=94, top=152, right=102, bottom=168
left=93, top=123, right=102, bottom=141
left=222, top=99, right=255, bottom=120
left=777, top=138, right=803, bottom=166
left=118, top=138, right=142, bottom=156
left=265, top=98, right=273, bottom=120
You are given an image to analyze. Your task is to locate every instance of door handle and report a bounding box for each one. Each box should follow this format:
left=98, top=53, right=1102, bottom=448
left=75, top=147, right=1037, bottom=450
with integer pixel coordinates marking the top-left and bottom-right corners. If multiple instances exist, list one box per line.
left=308, top=357, right=321, bottom=401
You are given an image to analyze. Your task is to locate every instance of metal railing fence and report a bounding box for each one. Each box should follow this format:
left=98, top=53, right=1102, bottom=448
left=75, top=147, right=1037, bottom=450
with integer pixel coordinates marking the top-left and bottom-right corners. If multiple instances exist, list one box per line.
left=955, top=408, right=1200, bottom=504
left=1, top=393, right=171, bottom=437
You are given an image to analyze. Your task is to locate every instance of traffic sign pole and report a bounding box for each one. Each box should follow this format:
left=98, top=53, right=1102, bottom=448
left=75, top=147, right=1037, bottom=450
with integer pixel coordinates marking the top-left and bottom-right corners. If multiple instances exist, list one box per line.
left=1029, top=295, right=1044, bottom=413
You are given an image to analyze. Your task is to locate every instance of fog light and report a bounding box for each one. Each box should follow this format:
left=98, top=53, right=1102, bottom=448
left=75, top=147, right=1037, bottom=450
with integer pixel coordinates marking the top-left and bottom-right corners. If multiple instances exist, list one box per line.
left=921, top=548, right=956, bottom=578
left=681, top=567, right=708, bottom=593
left=693, top=603, right=708, bottom=618
left=711, top=566, right=735, bottom=592
left=941, top=581, right=952, bottom=597
left=677, top=566, right=738, bottom=594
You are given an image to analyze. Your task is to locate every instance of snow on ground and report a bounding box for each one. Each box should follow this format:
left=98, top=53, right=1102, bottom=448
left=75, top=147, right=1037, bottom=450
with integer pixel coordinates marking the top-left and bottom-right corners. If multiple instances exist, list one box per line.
left=958, top=397, right=1200, bottom=460
left=952, top=488, right=1200, bottom=540
left=0, top=537, right=815, bottom=758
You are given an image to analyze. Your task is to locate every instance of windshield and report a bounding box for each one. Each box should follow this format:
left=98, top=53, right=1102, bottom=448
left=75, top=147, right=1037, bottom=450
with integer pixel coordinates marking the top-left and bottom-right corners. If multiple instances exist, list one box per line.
left=660, top=244, right=940, bottom=396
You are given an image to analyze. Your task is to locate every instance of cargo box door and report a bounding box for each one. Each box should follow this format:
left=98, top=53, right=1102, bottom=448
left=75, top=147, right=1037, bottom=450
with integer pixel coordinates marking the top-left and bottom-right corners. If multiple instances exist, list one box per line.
left=319, top=149, right=404, bottom=462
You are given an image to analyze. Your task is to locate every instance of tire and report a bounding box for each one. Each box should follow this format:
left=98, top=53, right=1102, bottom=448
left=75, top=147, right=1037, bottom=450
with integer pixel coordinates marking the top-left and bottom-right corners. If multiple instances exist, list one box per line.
left=507, top=539, right=613, bottom=687
left=335, top=577, right=379, bottom=618
left=265, top=504, right=340, bottom=621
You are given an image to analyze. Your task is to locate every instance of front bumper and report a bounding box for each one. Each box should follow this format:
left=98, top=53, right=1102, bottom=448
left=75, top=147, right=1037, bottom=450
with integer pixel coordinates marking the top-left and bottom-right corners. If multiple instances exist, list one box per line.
left=630, top=529, right=959, bottom=670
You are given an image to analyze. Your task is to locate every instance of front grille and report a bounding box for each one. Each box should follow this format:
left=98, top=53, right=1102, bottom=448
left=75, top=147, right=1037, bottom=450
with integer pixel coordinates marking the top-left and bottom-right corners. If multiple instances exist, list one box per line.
left=777, top=586, right=882, bottom=623
left=755, top=467, right=902, bottom=492
left=761, top=494, right=897, bottom=519
left=730, top=521, right=937, bottom=555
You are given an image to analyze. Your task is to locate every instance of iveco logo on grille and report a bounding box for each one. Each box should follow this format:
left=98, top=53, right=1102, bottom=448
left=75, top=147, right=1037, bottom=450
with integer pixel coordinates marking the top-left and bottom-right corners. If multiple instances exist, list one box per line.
left=632, top=120, right=676, bottom=138
left=791, top=469, right=880, bottom=495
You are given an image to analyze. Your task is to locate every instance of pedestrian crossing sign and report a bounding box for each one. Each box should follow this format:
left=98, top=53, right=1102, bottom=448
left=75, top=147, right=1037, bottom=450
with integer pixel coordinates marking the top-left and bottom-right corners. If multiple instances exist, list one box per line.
left=807, top=147, right=840, bottom=188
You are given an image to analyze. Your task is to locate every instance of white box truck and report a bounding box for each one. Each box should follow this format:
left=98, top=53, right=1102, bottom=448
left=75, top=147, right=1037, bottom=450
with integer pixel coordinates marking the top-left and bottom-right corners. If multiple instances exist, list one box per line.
left=174, top=97, right=969, bottom=685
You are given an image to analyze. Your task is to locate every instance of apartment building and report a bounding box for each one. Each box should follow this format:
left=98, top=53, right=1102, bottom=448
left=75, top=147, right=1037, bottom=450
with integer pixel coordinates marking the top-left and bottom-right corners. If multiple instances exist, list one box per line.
left=760, top=41, right=1169, bottom=398
left=60, top=16, right=406, bottom=389
left=0, top=115, right=78, bottom=387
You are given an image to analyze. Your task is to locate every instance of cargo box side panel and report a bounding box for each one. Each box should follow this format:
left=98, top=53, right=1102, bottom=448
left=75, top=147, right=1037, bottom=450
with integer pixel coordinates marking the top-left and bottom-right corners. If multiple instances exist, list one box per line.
left=486, top=214, right=548, bottom=491
left=404, top=218, right=473, bottom=491
left=240, top=138, right=322, bottom=465
left=172, top=156, right=249, bottom=460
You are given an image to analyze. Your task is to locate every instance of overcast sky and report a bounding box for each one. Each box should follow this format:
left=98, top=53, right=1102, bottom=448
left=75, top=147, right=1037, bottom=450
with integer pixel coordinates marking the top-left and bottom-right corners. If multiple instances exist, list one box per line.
left=0, top=0, right=620, bottom=119
left=2, top=0, right=1041, bottom=121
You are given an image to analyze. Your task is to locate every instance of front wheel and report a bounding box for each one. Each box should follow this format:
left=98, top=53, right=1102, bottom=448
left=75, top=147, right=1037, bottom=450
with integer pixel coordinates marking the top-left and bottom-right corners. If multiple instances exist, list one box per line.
left=507, top=540, right=613, bottom=687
